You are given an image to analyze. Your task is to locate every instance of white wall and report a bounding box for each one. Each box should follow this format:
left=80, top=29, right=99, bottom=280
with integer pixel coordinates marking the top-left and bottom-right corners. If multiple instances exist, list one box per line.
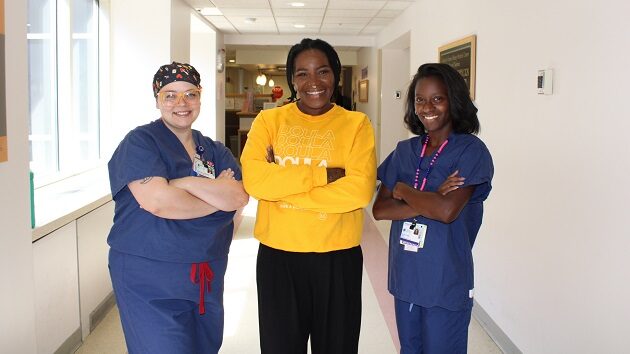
left=0, top=1, right=37, bottom=353
left=378, top=0, right=630, bottom=352
left=355, top=47, right=380, bottom=146
left=379, top=46, right=410, bottom=163
left=215, top=34, right=226, bottom=144
left=190, top=13, right=217, bottom=140
left=109, top=0, right=171, bottom=144
left=171, top=0, right=191, bottom=63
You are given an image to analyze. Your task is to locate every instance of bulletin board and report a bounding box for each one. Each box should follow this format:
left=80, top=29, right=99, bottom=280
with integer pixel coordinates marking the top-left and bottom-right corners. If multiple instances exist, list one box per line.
left=439, top=35, right=476, bottom=100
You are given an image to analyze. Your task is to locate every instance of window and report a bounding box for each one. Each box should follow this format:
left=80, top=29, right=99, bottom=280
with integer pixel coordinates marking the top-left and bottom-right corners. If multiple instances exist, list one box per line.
left=27, top=0, right=100, bottom=186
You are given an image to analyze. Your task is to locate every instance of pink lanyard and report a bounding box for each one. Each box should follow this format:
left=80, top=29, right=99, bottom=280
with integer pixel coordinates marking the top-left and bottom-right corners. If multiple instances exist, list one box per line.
left=413, top=135, right=448, bottom=191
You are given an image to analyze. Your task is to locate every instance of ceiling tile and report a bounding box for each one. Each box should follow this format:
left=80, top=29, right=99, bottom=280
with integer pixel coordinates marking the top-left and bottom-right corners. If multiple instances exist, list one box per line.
left=383, top=1, right=414, bottom=10
left=323, top=17, right=370, bottom=25
left=275, top=16, right=323, bottom=24
left=325, top=9, right=379, bottom=17
left=272, top=8, right=325, bottom=17
left=360, top=25, right=385, bottom=34
left=376, top=9, right=403, bottom=17
left=320, top=27, right=361, bottom=35
left=368, top=17, right=392, bottom=25
left=238, top=27, right=279, bottom=34
left=226, top=16, right=277, bottom=26
left=220, top=8, right=273, bottom=17
left=204, top=16, right=235, bottom=28
left=210, top=0, right=270, bottom=8
left=327, top=0, right=385, bottom=10
left=204, top=0, right=412, bottom=36
left=321, top=23, right=365, bottom=30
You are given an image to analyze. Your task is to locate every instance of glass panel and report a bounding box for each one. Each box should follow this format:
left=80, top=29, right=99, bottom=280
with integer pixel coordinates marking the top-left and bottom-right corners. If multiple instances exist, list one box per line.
left=27, top=0, right=58, bottom=174
left=71, top=0, right=99, bottom=165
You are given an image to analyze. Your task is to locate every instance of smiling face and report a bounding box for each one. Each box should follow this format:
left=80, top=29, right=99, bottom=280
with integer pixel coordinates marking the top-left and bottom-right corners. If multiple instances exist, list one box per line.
left=156, top=81, right=201, bottom=133
left=414, top=76, right=452, bottom=136
left=292, top=49, right=335, bottom=116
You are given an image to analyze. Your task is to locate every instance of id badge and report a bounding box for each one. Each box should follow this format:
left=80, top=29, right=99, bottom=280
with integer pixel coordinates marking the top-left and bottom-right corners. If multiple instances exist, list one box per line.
left=193, top=155, right=216, bottom=179
left=400, top=221, right=427, bottom=252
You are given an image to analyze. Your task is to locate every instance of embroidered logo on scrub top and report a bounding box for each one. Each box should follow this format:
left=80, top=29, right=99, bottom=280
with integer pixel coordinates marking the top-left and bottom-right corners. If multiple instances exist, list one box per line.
left=192, top=145, right=216, bottom=178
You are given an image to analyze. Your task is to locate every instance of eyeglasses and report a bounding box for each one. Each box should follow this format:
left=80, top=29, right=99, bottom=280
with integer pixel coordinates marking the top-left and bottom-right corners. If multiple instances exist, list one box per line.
left=158, top=89, right=202, bottom=106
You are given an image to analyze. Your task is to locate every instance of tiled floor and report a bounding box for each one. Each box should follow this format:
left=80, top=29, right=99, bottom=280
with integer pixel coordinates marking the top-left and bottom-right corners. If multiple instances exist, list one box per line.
left=76, top=201, right=502, bottom=353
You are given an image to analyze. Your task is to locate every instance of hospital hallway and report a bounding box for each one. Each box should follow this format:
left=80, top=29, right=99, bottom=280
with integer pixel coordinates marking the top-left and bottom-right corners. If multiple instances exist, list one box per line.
left=74, top=199, right=502, bottom=354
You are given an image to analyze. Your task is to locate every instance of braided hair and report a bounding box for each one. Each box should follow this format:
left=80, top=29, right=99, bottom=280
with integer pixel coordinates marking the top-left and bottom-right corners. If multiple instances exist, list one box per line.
left=285, top=38, right=341, bottom=102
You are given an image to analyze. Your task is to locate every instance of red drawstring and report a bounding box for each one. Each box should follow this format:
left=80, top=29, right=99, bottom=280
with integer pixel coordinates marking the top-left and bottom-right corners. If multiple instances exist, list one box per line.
left=190, top=262, right=214, bottom=315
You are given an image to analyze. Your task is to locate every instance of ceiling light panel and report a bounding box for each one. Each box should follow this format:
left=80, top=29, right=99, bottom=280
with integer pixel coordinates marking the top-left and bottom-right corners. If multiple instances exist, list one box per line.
left=270, top=0, right=327, bottom=8
left=276, top=24, right=319, bottom=34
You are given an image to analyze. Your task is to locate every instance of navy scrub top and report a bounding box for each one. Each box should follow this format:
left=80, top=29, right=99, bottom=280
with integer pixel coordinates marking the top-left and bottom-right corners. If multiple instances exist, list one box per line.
left=107, top=119, right=241, bottom=263
left=377, top=133, right=494, bottom=311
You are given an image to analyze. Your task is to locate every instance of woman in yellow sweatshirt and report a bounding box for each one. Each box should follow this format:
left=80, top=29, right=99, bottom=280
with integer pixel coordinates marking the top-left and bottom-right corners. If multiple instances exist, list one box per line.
left=240, top=38, right=376, bottom=354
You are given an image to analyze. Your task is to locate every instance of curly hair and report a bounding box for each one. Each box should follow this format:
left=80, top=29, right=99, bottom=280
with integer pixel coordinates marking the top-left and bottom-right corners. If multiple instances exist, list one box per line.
left=404, top=63, right=479, bottom=135
left=285, top=38, right=341, bottom=102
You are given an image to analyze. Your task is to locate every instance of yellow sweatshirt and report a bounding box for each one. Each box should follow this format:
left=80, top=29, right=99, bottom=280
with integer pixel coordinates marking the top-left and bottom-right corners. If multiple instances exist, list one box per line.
left=240, top=103, right=377, bottom=252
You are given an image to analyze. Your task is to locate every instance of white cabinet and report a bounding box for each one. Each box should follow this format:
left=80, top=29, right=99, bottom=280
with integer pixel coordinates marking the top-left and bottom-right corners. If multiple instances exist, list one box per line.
left=33, top=222, right=81, bottom=354
left=77, top=201, right=115, bottom=340
left=32, top=201, right=115, bottom=352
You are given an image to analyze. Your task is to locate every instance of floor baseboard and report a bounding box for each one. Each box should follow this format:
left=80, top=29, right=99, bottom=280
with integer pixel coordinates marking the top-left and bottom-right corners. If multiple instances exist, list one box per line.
left=472, top=300, right=522, bottom=354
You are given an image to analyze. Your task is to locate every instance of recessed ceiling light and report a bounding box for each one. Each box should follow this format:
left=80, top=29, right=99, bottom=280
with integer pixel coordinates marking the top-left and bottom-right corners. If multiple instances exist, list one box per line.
left=228, top=59, right=235, bottom=63
left=289, top=2, right=305, bottom=7
left=244, top=17, right=257, bottom=24
left=198, top=7, right=222, bottom=16
left=293, top=24, right=306, bottom=28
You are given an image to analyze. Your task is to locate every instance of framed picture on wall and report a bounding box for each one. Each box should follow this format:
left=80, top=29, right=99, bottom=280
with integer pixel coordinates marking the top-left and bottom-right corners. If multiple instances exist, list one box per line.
left=438, top=34, right=477, bottom=99
left=358, top=79, right=369, bottom=102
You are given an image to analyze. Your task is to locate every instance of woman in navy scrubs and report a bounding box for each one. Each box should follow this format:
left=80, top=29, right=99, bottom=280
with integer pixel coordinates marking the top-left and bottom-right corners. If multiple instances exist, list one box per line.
left=107, top=62, right=248, bottom=354
left=373, top=63, right=494, bottom=354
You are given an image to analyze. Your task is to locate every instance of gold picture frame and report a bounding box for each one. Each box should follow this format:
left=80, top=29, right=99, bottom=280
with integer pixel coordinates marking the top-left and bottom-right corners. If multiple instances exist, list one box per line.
left=438, top=35, right=477, bottom=99
left=358, top=79, right=369, bottom=102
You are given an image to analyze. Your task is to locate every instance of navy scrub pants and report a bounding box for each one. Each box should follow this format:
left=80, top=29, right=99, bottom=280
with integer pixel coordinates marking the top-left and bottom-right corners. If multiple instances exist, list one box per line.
left=109, top=249, right=227, bottom=354
left=395, top=298, right=472, bottom=354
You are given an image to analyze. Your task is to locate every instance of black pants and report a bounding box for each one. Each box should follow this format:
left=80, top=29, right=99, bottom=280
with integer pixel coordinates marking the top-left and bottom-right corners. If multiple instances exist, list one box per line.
left=256, top=244, right=363, bottom=354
